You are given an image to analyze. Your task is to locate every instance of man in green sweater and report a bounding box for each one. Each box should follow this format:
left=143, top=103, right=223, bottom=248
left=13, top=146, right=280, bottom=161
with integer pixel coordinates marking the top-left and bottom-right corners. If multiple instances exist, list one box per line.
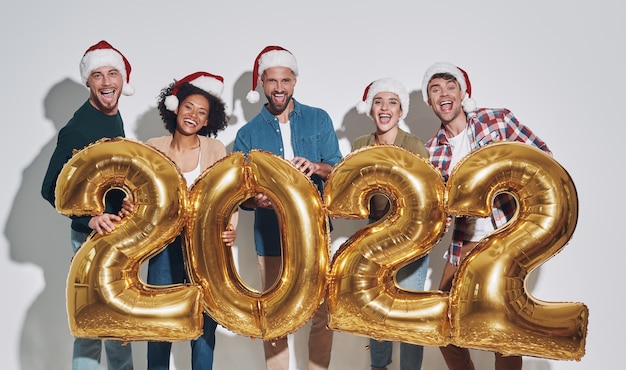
left=41, top=40, right=135, bottom=370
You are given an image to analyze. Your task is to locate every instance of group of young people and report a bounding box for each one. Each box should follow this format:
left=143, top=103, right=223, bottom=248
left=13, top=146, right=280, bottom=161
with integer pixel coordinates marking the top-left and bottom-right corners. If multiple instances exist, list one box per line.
left=42, top=40, right=551, bottom=370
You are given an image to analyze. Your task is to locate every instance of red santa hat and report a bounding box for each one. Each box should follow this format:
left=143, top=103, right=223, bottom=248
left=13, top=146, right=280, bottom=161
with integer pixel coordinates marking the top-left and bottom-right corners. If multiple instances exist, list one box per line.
left=421, top=62, right=476, bottom=113
left=246, top=45, right=298, bottom=103
left=79, top=40, right=134, bottom=96
left=164, top=71, right=225, bottom=111
left=356, top=78, right=410, bottom=120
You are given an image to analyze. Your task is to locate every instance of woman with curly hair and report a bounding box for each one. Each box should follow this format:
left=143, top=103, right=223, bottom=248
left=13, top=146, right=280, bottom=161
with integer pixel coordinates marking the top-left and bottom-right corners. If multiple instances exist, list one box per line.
left=146, top=71, right=237, bottom=370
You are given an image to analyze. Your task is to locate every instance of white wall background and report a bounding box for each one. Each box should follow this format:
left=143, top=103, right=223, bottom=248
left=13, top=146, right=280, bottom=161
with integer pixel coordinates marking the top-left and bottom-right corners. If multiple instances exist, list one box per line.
left=1, top=1, right=622, bottom=369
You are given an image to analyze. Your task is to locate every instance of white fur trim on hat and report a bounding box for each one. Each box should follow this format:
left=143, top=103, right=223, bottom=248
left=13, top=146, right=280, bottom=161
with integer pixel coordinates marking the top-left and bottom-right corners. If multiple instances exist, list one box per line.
left=79, top=41, right=134, bottom=96
left=164, top=71, right=225, bottom=111
left=246, top=46, right=298, bottom=103
left=189, top=75, right=224, bottom=98
left=421, top=61, right=476, bottom=112
left=356, top=78, right=410, bottom=120
left=258, top=49, right=299, bottom=77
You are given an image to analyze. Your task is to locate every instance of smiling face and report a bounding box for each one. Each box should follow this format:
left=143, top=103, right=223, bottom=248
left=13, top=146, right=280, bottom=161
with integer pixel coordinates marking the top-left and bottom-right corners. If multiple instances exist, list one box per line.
left=261, top=66, right=296, bottom=115
left=174, top=94, right=210, bottom=136
left=86, top=66, right=124, bottom=115
left=427, top=76, right=465, bottom=125
left=370, top=91, right=402, bottom=137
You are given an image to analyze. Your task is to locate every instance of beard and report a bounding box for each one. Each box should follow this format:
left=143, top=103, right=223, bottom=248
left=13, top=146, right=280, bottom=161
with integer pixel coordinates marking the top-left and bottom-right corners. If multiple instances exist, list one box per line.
left=265, top=92, right=293, bottom=115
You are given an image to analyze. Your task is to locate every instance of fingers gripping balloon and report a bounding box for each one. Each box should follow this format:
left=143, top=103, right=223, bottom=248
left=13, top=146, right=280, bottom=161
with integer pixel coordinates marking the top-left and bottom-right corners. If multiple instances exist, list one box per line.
left=53, top=138, right=588, bottom=360
left=56, top=138, right=204, bottom=341
left=186, top=150, right=330, bottom=340
left=446, top=141, right=587, bottom=360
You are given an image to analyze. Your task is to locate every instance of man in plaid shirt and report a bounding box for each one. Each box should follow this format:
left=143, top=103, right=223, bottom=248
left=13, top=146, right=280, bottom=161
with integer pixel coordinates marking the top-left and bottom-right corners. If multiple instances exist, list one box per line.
left=421, top=62, right=551, bottom=370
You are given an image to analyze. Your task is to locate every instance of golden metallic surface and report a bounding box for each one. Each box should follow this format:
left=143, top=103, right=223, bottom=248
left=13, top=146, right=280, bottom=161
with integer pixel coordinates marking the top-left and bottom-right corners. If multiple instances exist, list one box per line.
left=446, top=141, right=587, bottom=360
left=324, top=146, right=450, bottom=346
left=186, top=150, right=329, bottom=340
left=53, top=138, right=588, bottom=359
left=57, top=138, right=203, bottom=341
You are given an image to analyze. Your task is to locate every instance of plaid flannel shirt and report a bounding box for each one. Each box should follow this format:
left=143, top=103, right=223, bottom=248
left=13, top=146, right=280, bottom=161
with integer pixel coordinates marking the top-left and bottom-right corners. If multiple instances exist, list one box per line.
left=425, top=107, right=552, bottom=266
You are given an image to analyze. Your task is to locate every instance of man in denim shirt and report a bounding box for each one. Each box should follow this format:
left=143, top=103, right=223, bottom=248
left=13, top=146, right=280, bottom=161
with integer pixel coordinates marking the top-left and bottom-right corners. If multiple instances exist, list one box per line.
left=233, top=45, right=342, bottom=370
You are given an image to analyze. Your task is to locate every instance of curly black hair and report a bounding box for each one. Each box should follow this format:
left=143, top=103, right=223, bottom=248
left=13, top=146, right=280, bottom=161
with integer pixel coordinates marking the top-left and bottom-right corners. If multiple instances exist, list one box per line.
left=157, top=81, right=229, bottom=137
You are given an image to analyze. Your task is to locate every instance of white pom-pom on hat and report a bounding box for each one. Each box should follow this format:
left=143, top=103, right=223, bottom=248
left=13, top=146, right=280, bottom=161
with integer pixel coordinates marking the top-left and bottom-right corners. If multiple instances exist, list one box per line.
left=246, top=90, right=260, bottom=104
left=356, top=99, right=369, bottom=115
left=421, top=62, right=476, bottom=113
left=246, top=45, right=298, bottom=103
left=79, top=40, right=135, bottom=96
left=356, top=78, right=410, bottom=119
left=164, top=95, right=179, bottom=111
left=164, top=71, right=225, bottom=111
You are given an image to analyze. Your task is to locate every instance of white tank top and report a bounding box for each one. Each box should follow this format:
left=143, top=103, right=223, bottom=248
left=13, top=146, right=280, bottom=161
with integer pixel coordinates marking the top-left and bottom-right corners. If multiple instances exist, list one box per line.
left=183, top=151, right=202, bottom=189
left=280, top=121, right=294, bottom=160
left=448, top=127, right=495, bottom=242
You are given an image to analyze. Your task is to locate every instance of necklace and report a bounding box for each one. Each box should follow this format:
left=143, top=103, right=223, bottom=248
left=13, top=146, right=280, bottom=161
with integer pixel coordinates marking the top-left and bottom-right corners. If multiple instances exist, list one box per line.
left=190, top=136, right=201, bottom=150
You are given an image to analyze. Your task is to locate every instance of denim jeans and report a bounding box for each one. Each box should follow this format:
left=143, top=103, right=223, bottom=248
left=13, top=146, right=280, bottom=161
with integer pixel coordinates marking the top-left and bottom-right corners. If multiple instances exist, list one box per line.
left=70, top=229, right=134, bottom=370
left=369, top=255, right=429, bottom=370
left=146, top=236, right=217, bottom=370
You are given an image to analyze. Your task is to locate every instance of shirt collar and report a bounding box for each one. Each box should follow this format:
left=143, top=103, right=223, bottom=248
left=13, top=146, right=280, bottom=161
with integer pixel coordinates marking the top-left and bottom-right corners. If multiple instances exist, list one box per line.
left=259, top=98, right=301, bottom=123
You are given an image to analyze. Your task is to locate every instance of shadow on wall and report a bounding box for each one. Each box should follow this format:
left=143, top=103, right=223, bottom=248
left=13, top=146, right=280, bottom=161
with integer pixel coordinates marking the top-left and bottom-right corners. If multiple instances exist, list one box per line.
left=223, top=70, right=266, bottom=153
left=6, top=78, right=86, bottom=370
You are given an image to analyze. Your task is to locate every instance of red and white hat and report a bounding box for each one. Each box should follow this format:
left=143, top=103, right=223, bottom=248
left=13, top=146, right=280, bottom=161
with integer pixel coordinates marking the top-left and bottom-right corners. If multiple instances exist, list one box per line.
left=79, top=40, right=134, bottom=96
left=164, top=71, right=225, bottom=111
left=422, top=62, right=476, bottom=113
left=246, top=45, right=298, bottom=104
left=356, top=78, right=410, bottom=120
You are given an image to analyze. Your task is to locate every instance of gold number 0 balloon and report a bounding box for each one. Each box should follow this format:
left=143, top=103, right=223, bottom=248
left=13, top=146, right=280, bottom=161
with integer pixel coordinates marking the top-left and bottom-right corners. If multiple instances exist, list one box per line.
left=446, top=141, right=588, bottom=360
left=324, top=146, right=450, bottom=346
left=186, top=150, right=330, bottom=340
left=56, top=138, right=204, bottom=341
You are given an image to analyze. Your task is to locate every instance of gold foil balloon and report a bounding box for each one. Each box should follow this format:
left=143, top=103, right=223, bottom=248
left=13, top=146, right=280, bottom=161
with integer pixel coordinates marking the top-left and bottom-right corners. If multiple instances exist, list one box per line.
left=324, top=145, right=450, bottom=346
left=186, top=150, right=330, bottom=340
left=446, top=141, right=587, bottom=360
left=56, top=138, right=204, bottom=341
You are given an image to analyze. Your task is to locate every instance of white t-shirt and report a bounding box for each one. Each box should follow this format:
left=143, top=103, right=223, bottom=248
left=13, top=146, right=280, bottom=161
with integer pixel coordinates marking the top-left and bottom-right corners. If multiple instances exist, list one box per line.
left=183, top=151, right=202, bottom=189
left=448, top=126, right=495, bottom=242
left=280, top=121, right=294, bottom=160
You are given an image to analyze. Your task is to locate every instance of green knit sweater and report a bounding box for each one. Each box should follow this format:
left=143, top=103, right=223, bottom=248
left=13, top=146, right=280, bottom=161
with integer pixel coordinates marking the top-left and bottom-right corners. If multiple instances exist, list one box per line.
left=41, top=100, right=125, bottom=232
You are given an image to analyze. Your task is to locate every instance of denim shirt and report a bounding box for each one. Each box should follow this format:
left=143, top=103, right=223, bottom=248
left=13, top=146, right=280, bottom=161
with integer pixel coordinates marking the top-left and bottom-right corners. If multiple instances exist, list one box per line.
left=232, top=98, right=342, bottom=256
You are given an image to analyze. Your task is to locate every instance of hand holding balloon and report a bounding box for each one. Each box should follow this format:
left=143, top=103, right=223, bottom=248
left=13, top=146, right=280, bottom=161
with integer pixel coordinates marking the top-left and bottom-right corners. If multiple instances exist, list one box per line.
left=446, top=141, right=587, bottom=360
left=56, top=138, right=203, bottom=342
left=291, top=156, right=315, bottom=176
left=222, top=224, right=237, bottom=247
left=55, top=139, right=587, bottom=360
left=117, top=197, right=135, bottom=218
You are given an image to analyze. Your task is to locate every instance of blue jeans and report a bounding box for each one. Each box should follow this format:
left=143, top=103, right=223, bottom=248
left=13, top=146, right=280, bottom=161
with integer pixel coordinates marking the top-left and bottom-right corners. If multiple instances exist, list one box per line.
left=146, top=236, right=217, bottom=370
left=370, top=255, right=429, bottom=370
left=70, top=229, right=134, bottom=370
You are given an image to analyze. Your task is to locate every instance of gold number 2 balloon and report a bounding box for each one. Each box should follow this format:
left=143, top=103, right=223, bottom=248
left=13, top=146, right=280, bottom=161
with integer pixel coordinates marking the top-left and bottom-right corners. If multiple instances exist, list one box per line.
left=186, top=150, right=330, bottom=340
left=53, top=138, right=588, bottom=361
left=324, top=146, right=450, bottom=346
left=446, top=141, right=587, bottom=360
left=55, top=138, right=204, bottom=341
